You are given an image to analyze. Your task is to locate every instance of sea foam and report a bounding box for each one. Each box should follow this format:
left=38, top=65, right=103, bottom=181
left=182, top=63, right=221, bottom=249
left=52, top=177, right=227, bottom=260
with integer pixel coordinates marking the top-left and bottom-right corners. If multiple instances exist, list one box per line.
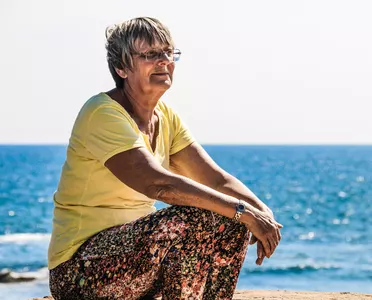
left=0, top=233, right=51, bottom=244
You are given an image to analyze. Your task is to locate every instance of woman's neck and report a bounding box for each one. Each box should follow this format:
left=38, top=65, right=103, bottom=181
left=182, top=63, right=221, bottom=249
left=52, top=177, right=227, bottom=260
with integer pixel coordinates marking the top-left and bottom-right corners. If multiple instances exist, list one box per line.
left=120, top=86, right=164, bottom=125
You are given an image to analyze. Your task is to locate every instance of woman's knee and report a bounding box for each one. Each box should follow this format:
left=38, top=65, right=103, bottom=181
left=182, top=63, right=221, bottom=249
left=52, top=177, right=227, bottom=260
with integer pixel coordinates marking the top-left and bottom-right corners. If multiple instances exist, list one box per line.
left=165, top=205, right=215, bottom=228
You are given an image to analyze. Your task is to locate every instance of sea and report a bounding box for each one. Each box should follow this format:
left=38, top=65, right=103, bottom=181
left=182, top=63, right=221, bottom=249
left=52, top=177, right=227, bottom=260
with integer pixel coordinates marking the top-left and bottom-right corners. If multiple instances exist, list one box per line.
left=0, top=145, right=371, bottom=299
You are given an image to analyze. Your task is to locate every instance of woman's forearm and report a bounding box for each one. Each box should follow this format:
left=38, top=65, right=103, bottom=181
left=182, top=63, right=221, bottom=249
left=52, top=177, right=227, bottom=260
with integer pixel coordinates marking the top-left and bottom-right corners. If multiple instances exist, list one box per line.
left=147, top=172, right=262, bottom=228
left=149, top=169, right=270, bottom=218
left=215, top=173, right=270, bottom=213
left=149, top=172, right=239, bottom=218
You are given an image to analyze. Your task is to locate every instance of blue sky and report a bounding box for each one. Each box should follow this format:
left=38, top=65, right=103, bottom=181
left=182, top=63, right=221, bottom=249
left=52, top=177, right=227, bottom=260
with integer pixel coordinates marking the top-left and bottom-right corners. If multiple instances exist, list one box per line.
left=1, top=0, right=371, bottom=144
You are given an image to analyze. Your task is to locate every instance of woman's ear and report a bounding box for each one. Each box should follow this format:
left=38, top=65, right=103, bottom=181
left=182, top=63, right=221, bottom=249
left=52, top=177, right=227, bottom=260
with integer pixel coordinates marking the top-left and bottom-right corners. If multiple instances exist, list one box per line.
left=115, top=68, right=128, bottom=79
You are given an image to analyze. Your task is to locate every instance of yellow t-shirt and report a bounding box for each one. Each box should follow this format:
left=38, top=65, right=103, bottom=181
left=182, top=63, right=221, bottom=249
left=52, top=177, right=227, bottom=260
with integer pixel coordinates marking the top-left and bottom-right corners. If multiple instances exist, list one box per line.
left=48, top=92, right=194, bottom=270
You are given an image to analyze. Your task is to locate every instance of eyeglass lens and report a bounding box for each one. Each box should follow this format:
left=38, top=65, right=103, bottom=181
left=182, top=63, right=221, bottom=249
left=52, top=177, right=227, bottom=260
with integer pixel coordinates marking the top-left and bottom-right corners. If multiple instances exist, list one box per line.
left=144, top=49, right=181, bottom=62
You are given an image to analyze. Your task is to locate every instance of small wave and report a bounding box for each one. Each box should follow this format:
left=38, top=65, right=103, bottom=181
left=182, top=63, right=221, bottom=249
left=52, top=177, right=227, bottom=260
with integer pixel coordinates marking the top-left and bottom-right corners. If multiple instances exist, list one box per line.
left=244, top=263, right=341, bottom=275
left=0, top=233, right=51, bottom=244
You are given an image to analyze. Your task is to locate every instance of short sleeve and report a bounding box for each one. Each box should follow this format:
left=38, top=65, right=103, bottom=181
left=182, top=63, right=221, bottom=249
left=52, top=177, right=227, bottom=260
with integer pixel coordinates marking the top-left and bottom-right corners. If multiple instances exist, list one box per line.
left=84, top=106, right=146, bottom=163
left=169, top=110, right=195, bottom=155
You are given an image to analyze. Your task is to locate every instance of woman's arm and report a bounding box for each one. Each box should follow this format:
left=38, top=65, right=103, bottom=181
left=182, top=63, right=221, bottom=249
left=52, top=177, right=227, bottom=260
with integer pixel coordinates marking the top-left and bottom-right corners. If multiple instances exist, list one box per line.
left=169, top=142, right=272, bottom=213
left=105, top=146, right=282, bottom=258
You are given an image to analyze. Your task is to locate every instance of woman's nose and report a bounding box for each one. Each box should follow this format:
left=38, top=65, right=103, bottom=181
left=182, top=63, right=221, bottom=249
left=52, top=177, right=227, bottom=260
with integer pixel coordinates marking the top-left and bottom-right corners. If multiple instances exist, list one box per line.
left=157, top=52, right=173, bottom=66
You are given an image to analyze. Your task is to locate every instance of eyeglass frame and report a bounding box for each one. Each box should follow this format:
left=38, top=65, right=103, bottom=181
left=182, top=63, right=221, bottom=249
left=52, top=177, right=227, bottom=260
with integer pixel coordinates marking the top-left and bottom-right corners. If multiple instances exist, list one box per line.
left=131, top=48, right=182, bottom=62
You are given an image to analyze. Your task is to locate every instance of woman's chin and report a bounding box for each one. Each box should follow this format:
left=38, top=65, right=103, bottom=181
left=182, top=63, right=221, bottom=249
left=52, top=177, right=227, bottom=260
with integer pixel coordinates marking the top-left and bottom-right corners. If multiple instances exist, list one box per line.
left=150, top=80, right=172, bottom=90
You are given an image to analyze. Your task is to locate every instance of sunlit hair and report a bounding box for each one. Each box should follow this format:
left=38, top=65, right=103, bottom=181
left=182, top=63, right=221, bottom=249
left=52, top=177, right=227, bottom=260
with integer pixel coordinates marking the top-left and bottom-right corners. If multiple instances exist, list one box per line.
left=105, top=17, right=174, bottom=88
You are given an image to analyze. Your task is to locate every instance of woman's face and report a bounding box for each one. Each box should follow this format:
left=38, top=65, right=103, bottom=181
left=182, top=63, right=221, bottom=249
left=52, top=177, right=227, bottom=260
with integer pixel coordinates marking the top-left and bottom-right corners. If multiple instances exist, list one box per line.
left=123, top=39, right=176, bottom=94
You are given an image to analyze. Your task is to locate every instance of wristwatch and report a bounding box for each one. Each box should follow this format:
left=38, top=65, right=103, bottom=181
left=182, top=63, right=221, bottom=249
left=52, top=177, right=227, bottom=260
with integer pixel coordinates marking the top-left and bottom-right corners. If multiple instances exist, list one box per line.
left=234, top=200, right=245, bottom=221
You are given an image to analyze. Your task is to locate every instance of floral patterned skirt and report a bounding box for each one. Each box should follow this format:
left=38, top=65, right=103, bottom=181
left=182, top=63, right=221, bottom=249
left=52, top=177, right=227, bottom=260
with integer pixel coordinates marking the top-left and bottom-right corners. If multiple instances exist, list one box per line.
left=49, top=205, right=250, bottom=300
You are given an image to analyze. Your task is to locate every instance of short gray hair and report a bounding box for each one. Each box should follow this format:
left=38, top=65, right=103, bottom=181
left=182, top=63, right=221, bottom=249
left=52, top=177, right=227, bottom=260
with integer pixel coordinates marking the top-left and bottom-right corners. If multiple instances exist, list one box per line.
left=105, top=17, right=174, bottom=88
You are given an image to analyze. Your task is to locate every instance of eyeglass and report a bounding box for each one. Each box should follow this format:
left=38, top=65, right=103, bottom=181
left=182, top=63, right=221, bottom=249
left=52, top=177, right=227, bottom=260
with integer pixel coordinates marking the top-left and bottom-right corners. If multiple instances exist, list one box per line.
left=133, top=48, right=182, bottom=62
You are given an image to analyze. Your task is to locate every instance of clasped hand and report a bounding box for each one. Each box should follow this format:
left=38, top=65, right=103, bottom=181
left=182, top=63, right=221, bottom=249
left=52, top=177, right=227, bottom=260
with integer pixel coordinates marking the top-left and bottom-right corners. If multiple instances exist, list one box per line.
left=242, top=206, right=283, bottom=265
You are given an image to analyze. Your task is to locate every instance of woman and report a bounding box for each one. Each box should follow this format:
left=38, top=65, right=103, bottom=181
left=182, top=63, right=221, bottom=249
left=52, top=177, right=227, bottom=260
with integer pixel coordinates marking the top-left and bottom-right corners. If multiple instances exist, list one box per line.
left=48, top=17, right=282, bottom=300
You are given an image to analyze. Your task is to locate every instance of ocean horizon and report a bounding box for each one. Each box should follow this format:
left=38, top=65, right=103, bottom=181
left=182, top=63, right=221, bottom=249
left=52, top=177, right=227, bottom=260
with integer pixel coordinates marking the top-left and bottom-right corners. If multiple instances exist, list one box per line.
left=0, top=145, right=371, bottom=299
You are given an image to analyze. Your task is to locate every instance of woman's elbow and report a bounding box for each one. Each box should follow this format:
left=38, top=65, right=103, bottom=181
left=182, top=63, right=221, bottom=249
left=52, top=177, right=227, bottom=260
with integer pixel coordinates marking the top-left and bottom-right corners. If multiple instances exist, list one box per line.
left=145, top=182, right=179, bottom=205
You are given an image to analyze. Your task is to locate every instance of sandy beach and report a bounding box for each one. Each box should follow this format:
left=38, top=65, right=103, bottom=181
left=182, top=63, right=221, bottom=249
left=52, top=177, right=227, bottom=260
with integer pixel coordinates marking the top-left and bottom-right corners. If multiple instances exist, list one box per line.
left=30, top=290, right=372, bottom=300
left=233, top=290, right=372, bottom=299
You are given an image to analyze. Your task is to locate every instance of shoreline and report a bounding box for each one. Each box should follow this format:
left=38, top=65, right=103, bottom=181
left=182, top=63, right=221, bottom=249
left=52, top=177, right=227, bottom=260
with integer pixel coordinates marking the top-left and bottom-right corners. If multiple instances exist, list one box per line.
left=30, top=290, right=372, bottom=300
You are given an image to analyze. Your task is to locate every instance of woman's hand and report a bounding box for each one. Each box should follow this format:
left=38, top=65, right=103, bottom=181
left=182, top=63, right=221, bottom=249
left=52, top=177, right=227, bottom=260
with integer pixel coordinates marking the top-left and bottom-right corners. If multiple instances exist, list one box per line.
left=250, top=208, right=275, bottom=264
left=249, top=207, right=279, bottom=265
left=241, top=205, right=283, bottom=259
